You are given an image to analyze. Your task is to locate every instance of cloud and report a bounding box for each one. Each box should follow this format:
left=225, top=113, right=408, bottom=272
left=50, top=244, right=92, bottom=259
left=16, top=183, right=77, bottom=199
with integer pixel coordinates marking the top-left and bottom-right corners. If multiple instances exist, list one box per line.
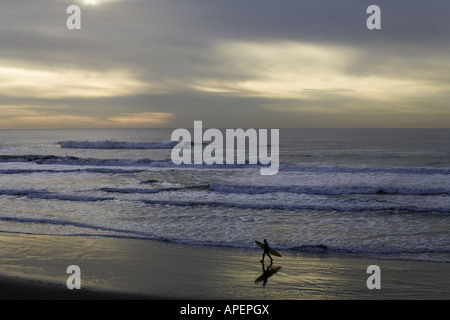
left=0, top=0, right=449, bottom=128
left=0, top=105, right=174, bottom=129
left=0, top=63, right=152, bottom=99
left=188, top=41, right=448, bottom=102
left=108, top=112, right=175, bottom=127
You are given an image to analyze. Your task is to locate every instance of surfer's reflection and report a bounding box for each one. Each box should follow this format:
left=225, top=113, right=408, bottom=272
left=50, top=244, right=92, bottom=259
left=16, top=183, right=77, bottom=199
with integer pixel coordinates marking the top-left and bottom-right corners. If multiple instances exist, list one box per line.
left=255, top=260, right=282, bottom=287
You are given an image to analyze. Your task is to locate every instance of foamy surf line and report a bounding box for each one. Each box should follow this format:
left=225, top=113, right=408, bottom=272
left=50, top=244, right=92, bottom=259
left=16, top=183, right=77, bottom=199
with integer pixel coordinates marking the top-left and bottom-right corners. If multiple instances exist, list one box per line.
left=0, top=155, right=249, bottom=169
left=208, top=183, right=450, bottom=196
left=1, top=219, right=449, bottom=263
left=0, top=189, right=113, bottom=202
left=100, top=184, right=450, bottom=196
left=0, top=187, right=447, bottom=212
left=142, top=199, right=450, bottom=213
left=0, top=155, right=169, bottom=167
left=0, top=168, right=144, bottom=174
left=0, top=216, right=159, bottom=240
left=1, top=155, right=449, bottom=174
left=100, top=185, right=208, bottom=194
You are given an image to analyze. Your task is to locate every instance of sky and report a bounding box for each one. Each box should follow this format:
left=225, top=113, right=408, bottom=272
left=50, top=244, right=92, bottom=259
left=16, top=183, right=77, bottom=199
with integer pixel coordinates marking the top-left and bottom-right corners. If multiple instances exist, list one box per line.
left=0, top=0, right=449, bottom=129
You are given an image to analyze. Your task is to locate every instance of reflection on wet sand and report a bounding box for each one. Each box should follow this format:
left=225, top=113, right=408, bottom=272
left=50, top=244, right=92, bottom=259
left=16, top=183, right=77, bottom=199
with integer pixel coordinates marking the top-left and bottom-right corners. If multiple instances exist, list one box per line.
left=255, top=260, right=282, bottom=287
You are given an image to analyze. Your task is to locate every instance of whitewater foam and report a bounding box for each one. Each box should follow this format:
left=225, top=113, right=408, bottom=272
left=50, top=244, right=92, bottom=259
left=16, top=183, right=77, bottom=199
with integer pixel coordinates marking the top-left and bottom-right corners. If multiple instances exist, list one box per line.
left=1, top=129, right=449, bottom=263
left=208, top=183, right=450, bottom=196
left=141, top=199, right=450, bottom=213
left=0, top=189, right=114, bottom=202
left=2, top=154, right=450, bottom=177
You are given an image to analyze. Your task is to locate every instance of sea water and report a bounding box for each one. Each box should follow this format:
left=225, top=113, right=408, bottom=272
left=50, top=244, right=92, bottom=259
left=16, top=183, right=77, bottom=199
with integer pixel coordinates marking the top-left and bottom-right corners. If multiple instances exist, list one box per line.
left=0, top=128, right=449, bottom=262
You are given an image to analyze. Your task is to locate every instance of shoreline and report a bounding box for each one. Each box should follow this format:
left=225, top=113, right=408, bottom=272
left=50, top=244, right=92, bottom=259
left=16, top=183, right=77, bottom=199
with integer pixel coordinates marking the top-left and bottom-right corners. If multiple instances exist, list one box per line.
left=0, top=232, right=449, bottom=300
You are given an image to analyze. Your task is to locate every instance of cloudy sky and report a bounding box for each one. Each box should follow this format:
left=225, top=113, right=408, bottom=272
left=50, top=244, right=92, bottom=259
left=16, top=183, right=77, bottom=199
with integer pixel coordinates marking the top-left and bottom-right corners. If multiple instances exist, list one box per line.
left=1, top=0, right=449, bottom=129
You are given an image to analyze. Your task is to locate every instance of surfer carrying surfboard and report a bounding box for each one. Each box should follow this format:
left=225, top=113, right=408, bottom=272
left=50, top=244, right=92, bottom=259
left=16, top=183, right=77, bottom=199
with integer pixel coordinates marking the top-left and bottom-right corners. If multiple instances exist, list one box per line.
left=256, top=239, right=282, bottom=262
left=261, top=239, right=273, bottom=263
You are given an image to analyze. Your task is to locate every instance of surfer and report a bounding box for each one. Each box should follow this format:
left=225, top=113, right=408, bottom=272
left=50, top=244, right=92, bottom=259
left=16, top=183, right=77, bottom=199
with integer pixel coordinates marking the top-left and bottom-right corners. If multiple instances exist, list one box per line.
left=260, top=239, right=273, bottom=263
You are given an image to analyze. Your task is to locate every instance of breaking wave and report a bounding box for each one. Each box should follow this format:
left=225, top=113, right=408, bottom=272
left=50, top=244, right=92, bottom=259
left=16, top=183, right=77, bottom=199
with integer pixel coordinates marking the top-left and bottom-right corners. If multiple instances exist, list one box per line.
left=208, top=183, right=450, bottom=196
left=1, top=154, right=449, bottom=175
left=0, top=189, right=114, bottom=202
left=141, top=199, right=450, bottom=213
left=58, top=140, right=177, bottom=149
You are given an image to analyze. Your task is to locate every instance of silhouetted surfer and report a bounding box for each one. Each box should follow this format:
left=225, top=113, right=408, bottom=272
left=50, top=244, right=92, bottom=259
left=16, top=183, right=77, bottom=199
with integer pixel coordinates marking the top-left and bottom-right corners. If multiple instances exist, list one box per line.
left=260, top=239, right=273, bottom=263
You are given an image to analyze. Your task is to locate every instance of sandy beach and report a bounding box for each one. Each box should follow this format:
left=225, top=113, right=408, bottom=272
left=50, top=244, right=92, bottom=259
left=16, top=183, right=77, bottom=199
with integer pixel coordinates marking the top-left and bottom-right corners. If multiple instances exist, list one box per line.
left=0, top=232, right=449, bottom=300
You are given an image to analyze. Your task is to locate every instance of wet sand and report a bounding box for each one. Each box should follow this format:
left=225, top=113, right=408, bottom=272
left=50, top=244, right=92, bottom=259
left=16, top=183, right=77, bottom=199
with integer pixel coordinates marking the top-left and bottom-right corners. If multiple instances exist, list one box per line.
left=0, top=233, right=449, bottom=300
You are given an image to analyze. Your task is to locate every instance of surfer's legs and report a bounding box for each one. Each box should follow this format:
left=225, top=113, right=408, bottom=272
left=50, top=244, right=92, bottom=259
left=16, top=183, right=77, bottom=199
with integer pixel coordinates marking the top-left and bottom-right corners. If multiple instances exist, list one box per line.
left=260, top=252, right=273, bottom=263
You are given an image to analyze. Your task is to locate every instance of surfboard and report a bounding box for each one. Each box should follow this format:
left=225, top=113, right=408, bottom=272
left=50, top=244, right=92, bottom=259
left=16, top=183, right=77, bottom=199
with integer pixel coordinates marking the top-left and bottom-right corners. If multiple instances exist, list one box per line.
left=255, top=241, right=282, bottom=257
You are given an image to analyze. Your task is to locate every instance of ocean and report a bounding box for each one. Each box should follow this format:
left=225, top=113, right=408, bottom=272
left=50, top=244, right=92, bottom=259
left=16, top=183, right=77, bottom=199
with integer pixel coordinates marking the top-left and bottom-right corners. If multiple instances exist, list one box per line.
left=0, top=128, right=449, bottom=262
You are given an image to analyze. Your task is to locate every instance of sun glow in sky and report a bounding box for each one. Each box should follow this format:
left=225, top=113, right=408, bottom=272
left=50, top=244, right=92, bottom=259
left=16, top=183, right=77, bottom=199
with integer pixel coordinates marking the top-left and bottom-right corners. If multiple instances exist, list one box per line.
left=83, top=0, right=116, bottom=5
left=0, top=0, right=449, bottom=128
